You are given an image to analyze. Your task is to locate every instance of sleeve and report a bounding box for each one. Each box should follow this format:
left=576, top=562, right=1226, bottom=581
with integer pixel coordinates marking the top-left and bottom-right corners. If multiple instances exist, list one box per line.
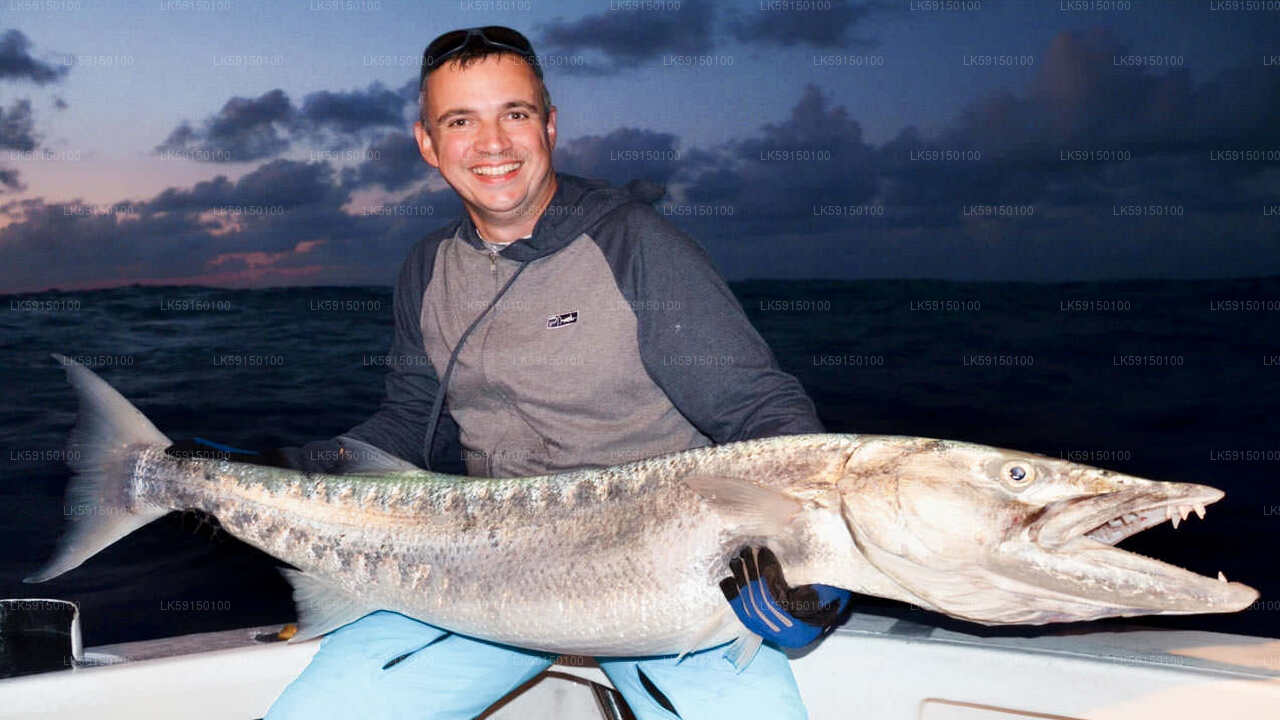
left=606, top=203, right=825, bottom=443
left=279, top=238, right=465, bottom=474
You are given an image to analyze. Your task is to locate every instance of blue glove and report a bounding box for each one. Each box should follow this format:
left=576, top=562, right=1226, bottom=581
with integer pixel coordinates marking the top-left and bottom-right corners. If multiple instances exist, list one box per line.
left=718, top=546, right=852, bottom=648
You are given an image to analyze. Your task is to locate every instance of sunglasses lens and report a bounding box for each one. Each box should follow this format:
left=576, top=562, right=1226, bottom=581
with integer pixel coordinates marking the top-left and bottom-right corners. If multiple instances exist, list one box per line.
left=421, top=26, right=539, bottom=86
left=479, top=26, right=532, bottom=54
left=423, top=29, right=468, bottom=67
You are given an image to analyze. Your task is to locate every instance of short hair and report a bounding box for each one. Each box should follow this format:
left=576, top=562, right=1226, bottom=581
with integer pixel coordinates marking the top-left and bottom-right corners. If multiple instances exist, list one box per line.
left=418, top=47, right=553, bottom=130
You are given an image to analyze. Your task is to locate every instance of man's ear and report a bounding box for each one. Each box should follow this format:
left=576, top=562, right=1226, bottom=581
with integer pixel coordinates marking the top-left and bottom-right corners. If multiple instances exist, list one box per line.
left=413, top=120, right=440, bottom=168
left=545, top=105, right=557, bottom=152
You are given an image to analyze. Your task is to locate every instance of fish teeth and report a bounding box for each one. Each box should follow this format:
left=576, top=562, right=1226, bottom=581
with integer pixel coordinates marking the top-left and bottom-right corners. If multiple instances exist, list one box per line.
left=1123, top=513, right=1138, bottom=523
left=1178, top=505, right=1191, bottom=522
left=1108, top=518, right=1123, bottom=527
left=1218, top=571, right=1228, bottom=583
left=1170, top=506, right=1180, bottom=530
left=1193, top=503, right=1206, bottom=520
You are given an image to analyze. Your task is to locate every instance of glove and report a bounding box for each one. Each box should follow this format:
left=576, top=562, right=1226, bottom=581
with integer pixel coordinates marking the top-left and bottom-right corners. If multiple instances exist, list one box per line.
left=164, top=437, right=292, bottom=468
left=718, top=546, right=852, bottom=648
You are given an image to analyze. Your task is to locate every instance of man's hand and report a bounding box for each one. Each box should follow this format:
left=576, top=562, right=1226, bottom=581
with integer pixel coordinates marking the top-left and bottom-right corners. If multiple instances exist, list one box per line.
left=718, top=546, right=852, bottom=648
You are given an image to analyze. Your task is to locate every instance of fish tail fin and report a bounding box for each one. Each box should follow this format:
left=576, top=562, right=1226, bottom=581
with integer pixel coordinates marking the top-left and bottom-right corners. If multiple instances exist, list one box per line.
left=24, top=354, right=172, bottom=583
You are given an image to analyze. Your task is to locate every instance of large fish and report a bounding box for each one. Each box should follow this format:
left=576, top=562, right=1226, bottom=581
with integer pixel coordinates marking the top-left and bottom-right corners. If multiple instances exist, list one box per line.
left=26, top=355, right=1258, bottom=663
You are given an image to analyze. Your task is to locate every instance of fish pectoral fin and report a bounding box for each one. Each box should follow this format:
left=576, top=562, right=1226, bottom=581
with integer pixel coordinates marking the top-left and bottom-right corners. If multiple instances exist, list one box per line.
left=680, top=475, right=804, bottom=537
left=331, top=436, right=423, bottom=474
left=279, top=568, right=382, bottom=642
left=722, top=631, right=764, bottom=674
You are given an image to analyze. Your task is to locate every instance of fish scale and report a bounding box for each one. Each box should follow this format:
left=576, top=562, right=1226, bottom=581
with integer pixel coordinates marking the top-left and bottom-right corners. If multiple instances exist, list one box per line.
left=133, top=444, right=751, bottom=655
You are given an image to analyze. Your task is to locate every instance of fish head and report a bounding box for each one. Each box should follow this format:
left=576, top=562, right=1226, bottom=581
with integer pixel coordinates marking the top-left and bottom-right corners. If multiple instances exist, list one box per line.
left=836, top=436, right=1259, bottom=625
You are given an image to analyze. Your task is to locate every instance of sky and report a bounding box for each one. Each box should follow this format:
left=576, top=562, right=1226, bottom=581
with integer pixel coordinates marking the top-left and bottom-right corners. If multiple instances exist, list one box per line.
left=0, top=0, right=1278, bottom=291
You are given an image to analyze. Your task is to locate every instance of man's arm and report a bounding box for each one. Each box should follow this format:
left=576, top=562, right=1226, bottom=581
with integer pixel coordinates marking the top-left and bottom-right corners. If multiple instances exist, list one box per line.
left=280, top=237, right=464, bottom=474
left=602, top=203, right=824, bottom=443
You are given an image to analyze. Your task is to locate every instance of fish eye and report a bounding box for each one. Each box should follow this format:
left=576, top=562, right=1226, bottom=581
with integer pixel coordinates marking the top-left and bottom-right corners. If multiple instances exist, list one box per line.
left=1000, top=461, right=1035, bottom=489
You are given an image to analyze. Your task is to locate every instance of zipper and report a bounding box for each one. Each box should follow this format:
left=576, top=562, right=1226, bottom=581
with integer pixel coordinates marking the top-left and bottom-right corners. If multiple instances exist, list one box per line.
left=488, top=249, right=498, bottom=274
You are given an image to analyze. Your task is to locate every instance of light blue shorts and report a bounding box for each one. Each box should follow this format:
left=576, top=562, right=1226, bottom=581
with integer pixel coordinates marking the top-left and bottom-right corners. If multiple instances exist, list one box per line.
left=265, top=611, right=807, bottom=719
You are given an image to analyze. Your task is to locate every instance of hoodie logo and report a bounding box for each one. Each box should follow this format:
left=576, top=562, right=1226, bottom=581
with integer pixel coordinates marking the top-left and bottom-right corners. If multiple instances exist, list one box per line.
left=547, top=311, right=578, bottom=329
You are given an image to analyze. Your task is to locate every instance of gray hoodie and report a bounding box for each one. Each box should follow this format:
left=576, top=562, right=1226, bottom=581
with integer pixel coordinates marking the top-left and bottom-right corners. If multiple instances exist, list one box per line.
left=290, top=172, right=822, bottom=477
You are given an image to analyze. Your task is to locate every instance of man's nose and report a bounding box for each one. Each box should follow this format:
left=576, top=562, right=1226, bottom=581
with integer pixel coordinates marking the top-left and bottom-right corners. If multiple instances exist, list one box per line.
left=473, top=120, right=512, bottom=154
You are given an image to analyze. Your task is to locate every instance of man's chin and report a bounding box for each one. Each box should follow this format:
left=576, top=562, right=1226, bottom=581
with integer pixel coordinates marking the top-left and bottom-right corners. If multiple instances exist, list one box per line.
left=464, top=194, right=529, bottom=220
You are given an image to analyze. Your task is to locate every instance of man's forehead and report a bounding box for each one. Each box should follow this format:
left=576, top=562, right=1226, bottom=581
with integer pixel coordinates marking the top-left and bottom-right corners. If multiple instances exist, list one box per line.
left=424, top=53, right=539, bottom=97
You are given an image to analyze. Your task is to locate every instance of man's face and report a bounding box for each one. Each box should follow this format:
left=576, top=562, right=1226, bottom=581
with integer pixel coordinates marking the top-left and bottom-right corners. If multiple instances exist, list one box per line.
left=413, top=53, right=557, bottom=226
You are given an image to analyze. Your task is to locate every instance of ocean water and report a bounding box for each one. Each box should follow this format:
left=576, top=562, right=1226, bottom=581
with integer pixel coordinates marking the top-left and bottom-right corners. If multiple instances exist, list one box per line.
left=1, top=279, right=1277, bottom=647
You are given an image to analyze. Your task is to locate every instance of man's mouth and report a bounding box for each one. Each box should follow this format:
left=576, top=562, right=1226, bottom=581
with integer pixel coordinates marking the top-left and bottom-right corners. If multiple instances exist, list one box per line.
left=471, top=161, right=523, bottom=180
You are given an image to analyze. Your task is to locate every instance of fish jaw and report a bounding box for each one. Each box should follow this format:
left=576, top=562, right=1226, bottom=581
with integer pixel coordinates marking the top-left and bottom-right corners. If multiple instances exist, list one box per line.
left=986, top=535, right=1258, bottom=623
left=838, top=436, right=1259, bottom=625
left=1028, top=481, right=1222, bottom=548
left=993, top=480, right=1258, bottom=620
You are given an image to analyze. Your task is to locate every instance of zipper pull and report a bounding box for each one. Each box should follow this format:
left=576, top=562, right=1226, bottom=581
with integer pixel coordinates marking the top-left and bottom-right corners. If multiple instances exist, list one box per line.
left=488, top=249, right=498, bottom=273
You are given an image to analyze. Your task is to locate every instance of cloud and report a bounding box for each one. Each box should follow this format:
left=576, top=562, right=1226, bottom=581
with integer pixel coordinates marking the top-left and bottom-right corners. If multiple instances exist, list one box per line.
left=537, top=1, right=715, bottom=75
left=339, top=132, right=428, bottom=192
left=0, top=98, right=38, bottom=152
left=296, top=81, right=407, bottom=142
left=937, top=28, right=1279, bottom=152
left=553, top=127, right=683, bottom=188
left=9, top=26, right=1280, bottom=290
left=156, top=83, right=414, bottom=162
left=0, top=29, right=69, bottom=85
left=0, top=30, right=69, bottom=192
left=155, top=89, right=297, bottom=163
left=679, top=83, right=879, bottom=229
left=0, top=153, right=464, bottom=291
left=725, top=0, right=882, bottom=49
left=872, top=27, right=1280, bottom=223
left=651, top=30, right=1280, bottom=280
left=0, top=166, right=20, bottom=192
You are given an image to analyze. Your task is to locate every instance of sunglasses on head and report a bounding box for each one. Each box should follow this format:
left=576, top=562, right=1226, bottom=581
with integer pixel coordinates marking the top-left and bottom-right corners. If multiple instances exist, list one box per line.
left=420, top=26, right=540, bottom=88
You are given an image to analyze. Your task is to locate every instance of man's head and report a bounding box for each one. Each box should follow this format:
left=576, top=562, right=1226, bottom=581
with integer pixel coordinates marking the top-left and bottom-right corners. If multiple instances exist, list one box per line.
left=413, top=27, right=558, bottom=236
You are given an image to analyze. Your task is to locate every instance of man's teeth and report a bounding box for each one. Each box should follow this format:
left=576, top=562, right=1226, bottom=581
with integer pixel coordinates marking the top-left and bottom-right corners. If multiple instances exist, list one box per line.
left=472, top=162, right=522, bottom=176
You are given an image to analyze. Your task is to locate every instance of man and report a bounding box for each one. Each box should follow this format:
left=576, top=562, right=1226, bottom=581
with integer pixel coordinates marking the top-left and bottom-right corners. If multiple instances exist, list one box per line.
left=246, top=26, right=849, bottom=719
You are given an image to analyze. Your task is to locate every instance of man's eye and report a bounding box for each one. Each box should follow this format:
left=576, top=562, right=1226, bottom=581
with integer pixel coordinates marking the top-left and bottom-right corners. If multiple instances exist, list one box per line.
left=448, top=118, right=468, bottom=128
left=508, top=111, right=528, bottom=120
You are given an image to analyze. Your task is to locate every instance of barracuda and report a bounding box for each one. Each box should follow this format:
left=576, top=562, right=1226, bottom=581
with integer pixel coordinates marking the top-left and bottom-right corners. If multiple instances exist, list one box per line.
left=26, top=355, right=1259, bottom=662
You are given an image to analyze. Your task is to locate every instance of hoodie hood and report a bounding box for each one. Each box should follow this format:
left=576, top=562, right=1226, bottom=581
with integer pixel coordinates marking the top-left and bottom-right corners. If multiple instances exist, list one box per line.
left=456, top=172, right=666, bottom=263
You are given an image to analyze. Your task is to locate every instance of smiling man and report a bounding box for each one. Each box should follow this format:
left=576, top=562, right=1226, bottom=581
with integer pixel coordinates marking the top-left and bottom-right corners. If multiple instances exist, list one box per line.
left=413, top=46, right=557, bottom=246
left=262, top=26, right=842, bottom=720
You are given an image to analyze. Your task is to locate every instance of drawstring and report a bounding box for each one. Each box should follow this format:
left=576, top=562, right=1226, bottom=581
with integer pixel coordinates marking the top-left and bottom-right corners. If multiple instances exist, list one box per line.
left=421, top=259, right=530, bottom=471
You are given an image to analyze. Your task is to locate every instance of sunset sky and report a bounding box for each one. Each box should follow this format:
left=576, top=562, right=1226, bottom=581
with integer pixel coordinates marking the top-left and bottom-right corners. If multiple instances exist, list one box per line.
left=1, top=0, right=1278, bottom=292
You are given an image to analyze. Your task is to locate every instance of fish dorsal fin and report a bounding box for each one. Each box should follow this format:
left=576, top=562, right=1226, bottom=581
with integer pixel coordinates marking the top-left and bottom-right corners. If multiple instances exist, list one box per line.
left=279, top=568, right=381, bottom=642
left=681, top=474, right=804, bottom=536
left=332, top=436, right=422, bottom=474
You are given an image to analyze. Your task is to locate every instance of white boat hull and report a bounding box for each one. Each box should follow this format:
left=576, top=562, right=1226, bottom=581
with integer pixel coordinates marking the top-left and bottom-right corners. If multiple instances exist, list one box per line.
left=2, top=612, right=1279, bottom=719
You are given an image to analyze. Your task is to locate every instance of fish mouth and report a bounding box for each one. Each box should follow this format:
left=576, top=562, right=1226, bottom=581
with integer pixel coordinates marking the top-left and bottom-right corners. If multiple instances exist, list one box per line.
left=1031, top=482, right=1222, bottom=548
left=1015, top=482, right=1258, bottom=615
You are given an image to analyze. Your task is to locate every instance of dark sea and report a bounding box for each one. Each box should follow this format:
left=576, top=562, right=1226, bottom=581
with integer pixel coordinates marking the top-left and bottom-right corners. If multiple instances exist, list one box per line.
left=1, top=279, right=1277, bottom=647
